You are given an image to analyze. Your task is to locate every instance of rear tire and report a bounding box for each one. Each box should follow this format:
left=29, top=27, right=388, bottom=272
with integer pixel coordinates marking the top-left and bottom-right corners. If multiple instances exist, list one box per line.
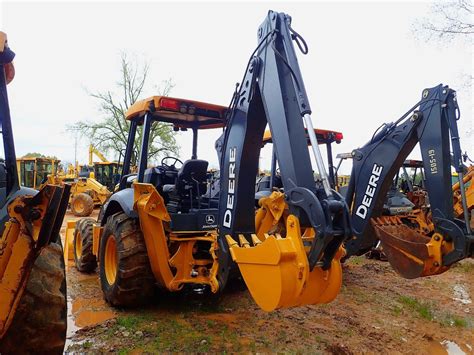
left=74, top=217, right=97, bottom=272
left=99, top=212, right=155, bottom=307
left=70, top=192, right=94, bottom=217
left=0, top=241, right=67, bottom=354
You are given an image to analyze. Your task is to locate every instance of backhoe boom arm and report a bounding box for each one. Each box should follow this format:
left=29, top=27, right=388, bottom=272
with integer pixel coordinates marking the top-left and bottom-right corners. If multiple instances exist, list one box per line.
left=217, top=11, right=350, bottom=308
left=344, top=85, right=473, bottom=271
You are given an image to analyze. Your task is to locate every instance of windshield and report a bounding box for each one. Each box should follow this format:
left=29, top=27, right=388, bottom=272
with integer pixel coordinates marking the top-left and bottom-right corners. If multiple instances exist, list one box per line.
left=36, top=161, right=53, bottom=187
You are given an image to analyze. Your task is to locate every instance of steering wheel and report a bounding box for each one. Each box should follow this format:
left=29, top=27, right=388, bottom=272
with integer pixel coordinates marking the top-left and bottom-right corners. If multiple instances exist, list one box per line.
left=161, top=156, right=183, bottom=170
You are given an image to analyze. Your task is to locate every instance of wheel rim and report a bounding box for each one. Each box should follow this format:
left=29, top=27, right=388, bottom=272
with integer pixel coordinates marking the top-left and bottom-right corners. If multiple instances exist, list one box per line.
left=104, top=235, right=118, bottom=285
left=74, top=199, right=85, bottom=214
left=75, top=231, right=82, bottom=259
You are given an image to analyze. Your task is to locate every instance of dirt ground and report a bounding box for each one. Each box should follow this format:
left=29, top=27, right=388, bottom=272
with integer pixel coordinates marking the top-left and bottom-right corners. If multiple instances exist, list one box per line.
left=62, top=210, right=474, bottom=354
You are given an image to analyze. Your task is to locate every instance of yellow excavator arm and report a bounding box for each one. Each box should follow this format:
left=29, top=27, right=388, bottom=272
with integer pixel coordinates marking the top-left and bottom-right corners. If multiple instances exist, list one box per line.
left=89, top=144, right=109, bottom=165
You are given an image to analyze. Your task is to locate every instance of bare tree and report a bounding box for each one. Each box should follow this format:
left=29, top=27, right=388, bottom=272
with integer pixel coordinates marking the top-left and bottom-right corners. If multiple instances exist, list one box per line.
left=412, top=1, right=473, bottom=142
left=413, top=0, right=473, bottom=42
left=70, top=52, right=179, bottom=165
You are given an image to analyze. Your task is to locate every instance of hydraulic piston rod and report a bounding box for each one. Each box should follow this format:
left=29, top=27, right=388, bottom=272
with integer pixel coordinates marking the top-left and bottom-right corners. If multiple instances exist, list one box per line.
left=303, top=113, right=333, bottom=197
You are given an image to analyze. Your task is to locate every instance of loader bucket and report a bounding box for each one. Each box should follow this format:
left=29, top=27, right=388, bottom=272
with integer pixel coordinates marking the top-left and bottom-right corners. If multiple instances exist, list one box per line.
left=372, top=216, right=452, bottom=279
left=226, top=214, right=344, bottom=311
left=64, top=220, right=77, bottom=263
left=0, top=184, right=70, bottom=337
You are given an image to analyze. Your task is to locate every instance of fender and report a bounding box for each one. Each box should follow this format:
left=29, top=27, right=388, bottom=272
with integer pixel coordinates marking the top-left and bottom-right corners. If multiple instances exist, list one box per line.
left=99, top=187, right=137, bottom=225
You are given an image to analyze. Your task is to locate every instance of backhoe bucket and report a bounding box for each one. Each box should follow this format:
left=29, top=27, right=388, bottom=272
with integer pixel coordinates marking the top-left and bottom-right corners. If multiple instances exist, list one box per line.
left=0, top=184, right=70, bottom=337
left=226, top=215, right=344, bottom=311
left=372, top=216, right=452, bottom=279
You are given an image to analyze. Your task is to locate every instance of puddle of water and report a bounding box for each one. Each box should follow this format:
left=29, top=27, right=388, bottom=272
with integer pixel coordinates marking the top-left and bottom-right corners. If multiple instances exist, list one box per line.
left=441, top=340, right=467, bottom=355
left=452, top=284, right=472, bottom=305
left=65, top=295, right=116, bottom=350
left=74, top=309, right=116, bottom=328
left=66, top=296, right=80, bottom=350
left=427, top=340, right=470, bottom=355
left=71, top=297, right=106, bottom=314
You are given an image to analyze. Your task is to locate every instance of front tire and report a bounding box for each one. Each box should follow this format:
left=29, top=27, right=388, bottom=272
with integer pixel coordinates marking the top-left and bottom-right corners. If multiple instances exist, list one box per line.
left=0, top=241, right=67, bottom=354
left=74, top=217, right=97, bottom=272
left=70, top=192, right=94, bottom=217
left=99, top=212, right=155, bottom=307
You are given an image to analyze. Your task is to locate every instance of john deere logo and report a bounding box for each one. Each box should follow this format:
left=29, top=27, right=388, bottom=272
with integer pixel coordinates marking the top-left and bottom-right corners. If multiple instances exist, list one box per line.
left=205, top=215, right=216, bottom=224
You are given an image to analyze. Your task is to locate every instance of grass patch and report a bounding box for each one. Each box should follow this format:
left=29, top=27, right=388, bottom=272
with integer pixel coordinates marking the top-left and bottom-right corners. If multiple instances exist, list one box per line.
left=397, top=296, right=472, bottom=329
left=347, top=256, right=365, bottom=266
left=453, top=317, right=468, bottom=328
left=398, top=296, right=434, bottom=321
left=116, top=315, right=141, bottom=330
left=439, top=313, right=470, bottom=328
left=83, top=340, right=93, bottom=349
left=452, top=261, right=474, bottom=273
left=391, top=304, right=403, bottom=316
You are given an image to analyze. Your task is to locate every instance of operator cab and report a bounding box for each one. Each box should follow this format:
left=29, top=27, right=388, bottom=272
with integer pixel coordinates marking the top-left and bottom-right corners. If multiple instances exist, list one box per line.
left=124, top=96, right=226, bottom=231
left=257, top=128, right=343, bottom=203
left=16, top=157, right=60, bottom=190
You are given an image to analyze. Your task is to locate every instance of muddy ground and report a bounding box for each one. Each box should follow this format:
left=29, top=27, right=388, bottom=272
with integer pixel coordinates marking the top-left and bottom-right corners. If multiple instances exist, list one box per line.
left=61, top=210, right=474, bottom=354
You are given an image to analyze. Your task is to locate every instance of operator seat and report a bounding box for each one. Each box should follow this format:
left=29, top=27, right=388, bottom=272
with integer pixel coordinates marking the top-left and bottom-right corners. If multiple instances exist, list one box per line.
left=163, top=160, right=209, bottom=211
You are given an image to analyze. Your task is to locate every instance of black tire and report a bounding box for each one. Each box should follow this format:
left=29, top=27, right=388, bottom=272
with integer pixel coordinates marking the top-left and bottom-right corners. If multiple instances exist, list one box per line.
left=99, top=212, right=155, bottom=307
left=70, top=192, right=94, bottom=217
left=0, top=241, right=67, bottom=354
left=74, top=217, right=97, bottom=272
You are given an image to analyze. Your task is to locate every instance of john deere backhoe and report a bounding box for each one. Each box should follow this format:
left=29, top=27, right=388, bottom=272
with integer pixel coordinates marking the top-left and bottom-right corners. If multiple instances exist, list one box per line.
left=218, top=10, right=473, bottom=309
left=0, top=33, right=70, bottom=353
left=68, top=10, right=472, bottom=313
left=66, top=97, right=227, bottom=306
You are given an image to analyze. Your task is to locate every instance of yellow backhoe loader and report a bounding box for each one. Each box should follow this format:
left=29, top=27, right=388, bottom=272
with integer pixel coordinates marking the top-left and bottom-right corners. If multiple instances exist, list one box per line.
left=67, top=10, right=472, bottom=313
left=65, top=96, right=227, bottom=306
left=0, top=33, right=70, bottom=353
left=16, top=155, right=111, bottom=217
left=79, top=145, right=122, bottom=191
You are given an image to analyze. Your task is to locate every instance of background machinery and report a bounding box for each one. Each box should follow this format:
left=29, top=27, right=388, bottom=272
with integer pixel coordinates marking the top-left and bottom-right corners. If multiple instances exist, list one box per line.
left=0, top=33, right=70, bottom=353
left=257, top=128, right=343, bottom=196
left=15, top=153, right=111, bottom=217
left=79, top=144, right=122, bottom=191
left=16, top=156, right=60, bottom=189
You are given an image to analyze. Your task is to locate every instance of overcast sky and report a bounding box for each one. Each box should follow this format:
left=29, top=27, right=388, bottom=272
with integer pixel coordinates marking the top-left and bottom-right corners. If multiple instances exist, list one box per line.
left=1, top=1, right=472, bottom=173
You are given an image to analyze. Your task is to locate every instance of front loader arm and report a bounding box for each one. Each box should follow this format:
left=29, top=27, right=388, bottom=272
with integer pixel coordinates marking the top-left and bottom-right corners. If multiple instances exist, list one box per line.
left=218, top=11, right=350, bottom=311
left=344, top=85, right=473, bottom=277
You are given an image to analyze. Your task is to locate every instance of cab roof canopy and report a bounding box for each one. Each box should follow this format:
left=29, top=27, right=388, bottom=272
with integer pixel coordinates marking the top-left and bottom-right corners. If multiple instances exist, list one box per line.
left=125, top=96, right=227, bottom=130
left=262, top=128, right=343, bottom=146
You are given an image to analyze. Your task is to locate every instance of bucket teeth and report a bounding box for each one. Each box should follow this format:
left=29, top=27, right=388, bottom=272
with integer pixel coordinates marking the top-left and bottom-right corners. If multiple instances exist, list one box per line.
left=371, top=217, right=452, bottom=278
left=238, top=234, right=250, bottom=248
left=225, top=235, right=239, bottom=248
left=251, top=234, right=262, bottom=246
left=225, top=214, right=343, bottom=311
